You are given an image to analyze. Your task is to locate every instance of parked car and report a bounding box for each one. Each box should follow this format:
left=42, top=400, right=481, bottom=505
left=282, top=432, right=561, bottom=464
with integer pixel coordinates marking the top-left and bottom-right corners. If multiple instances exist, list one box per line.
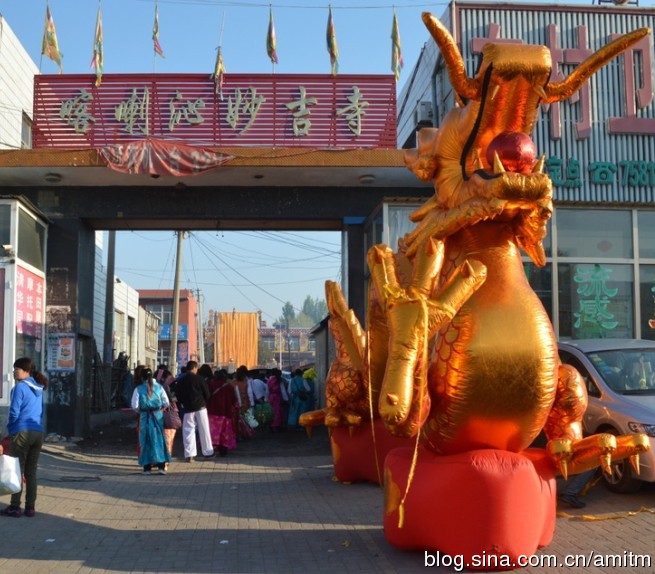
left=557, top=338, right=655, bottom=493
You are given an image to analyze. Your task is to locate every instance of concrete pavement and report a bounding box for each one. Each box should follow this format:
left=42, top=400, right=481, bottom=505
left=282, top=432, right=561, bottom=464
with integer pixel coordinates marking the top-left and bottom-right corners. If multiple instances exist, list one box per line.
left=1, top=420, right=654, bottom=574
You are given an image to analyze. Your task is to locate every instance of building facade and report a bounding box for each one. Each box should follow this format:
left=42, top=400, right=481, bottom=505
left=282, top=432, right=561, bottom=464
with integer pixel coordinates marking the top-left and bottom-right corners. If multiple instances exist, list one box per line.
left=0, top=15, right=38, bottom=150
left=137, top=306, right=160, bottom=370
left=138, top=289, right=199, bottom=369
left=394, top=1, right=655, bottom=341
left=259, top=323, right=316, bottom=371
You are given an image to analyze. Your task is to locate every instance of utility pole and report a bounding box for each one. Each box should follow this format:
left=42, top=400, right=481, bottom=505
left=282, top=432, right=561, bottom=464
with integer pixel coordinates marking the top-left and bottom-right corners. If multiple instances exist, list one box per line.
left=278, top=321, right=282, bottom=368
left=286, top=319, right=291, bottom=371
left=170, top=231, right=184, bottom=375
left=196, top=288, right=205, bottom=364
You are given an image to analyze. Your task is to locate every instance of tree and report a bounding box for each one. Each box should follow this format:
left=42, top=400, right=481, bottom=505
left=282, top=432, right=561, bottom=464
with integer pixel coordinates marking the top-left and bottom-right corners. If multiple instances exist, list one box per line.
left=302, top=295, right=328, bottom=323
left=258, top=338, right=274, bottom=367
left=280, top=301, right=295, bottom=326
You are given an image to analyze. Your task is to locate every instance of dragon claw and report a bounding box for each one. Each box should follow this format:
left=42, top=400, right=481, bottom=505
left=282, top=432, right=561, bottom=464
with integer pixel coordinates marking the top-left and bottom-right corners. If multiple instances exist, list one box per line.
left=600, top=453, right=613, bottom=476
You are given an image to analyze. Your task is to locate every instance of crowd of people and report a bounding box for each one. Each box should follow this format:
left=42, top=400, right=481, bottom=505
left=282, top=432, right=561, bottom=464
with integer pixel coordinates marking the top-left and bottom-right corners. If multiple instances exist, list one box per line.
left=126, top=362, right=319, bottom=474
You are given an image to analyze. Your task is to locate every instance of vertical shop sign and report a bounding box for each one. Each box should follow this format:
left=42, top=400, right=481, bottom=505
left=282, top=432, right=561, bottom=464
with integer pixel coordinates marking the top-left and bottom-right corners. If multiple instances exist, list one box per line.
left=16, top=266, right=45, bottom=339
left=573, top=264, right=619, bottom=337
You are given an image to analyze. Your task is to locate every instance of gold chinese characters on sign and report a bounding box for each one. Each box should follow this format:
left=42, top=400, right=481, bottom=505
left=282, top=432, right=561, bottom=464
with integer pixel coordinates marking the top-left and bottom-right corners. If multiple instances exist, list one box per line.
left=58, top=85, right=369, bottom=137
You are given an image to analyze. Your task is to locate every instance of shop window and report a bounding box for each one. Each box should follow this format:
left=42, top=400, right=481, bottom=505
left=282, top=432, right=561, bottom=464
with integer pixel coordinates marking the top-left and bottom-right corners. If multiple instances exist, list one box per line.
left=21, top=113, right=32, bottom=149
left=639, top=265, right=655, bottom=342
left=15, top=333, right=42, bottom=369
left=638, top=212, right=655, bottom=259
left=17, top=208, right=46, bottom=271
left=0, top=204, right=11, bottom=245
left=556, top=209, right=632, bottom=259
left=387, top=205, right=418, bottom=251
left=523, top=263, right=553, bottom=321
left=558, top=263, right=633, bottom=339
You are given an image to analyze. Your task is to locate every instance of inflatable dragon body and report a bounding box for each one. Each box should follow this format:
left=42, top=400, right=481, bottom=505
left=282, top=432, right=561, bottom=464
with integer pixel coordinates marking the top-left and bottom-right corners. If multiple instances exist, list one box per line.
left=301, top=13, right=650, bottom=479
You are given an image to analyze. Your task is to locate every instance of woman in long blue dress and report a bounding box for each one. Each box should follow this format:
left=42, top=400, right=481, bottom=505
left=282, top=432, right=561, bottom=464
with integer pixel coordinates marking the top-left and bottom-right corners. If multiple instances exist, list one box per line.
left=131, top=368, right=171, bottom=474
left=287, top=369, right=309, bottom=429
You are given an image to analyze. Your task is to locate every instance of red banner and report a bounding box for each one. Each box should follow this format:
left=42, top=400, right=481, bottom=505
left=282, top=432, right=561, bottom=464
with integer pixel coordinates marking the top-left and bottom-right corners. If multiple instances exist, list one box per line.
left=99, top=138, right=233, bottom=176
left=16, top=266, right=45, bottom=339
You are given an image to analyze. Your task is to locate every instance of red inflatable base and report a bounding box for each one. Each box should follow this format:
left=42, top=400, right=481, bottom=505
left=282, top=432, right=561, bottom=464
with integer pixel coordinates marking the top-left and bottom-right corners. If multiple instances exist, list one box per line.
left=330, top=419, right=413, bottom=484
left=383, top=447, right=556, bottom=571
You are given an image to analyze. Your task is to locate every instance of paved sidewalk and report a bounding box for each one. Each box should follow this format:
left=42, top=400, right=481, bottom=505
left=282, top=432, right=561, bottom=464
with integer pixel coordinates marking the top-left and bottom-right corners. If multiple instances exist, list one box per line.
left=0, top=423, right=654, bottom=574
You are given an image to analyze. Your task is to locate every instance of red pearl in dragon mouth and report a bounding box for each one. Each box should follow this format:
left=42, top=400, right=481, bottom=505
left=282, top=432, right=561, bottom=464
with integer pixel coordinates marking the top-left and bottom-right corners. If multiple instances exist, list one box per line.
left=486, top=131, right=537, bottom=175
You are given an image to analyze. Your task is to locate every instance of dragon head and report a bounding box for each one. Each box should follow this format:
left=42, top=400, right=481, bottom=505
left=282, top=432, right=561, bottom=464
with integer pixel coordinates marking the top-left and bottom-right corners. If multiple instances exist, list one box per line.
left=405, top=14, right=649, bottom=264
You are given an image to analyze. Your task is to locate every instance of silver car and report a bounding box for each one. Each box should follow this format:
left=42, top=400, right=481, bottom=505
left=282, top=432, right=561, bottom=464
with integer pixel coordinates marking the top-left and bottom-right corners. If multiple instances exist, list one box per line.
left=557, top=338, right=655, bottom=493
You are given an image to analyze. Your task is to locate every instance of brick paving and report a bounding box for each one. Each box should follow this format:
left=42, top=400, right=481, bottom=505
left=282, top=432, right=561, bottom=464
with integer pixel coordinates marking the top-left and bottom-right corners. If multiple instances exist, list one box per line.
left=1, top=420, right=654, bottom=574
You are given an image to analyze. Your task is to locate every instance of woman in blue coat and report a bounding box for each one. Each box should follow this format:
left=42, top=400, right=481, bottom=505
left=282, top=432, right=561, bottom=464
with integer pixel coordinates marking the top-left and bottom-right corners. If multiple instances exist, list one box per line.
left=1, top=357, right=48, bottom=518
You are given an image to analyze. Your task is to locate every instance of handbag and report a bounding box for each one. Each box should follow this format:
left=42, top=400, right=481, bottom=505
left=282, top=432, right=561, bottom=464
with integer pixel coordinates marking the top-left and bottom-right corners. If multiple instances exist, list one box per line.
left=0, top=454, right=22, bottom=495
left=163, top=405, right=182, bottom=430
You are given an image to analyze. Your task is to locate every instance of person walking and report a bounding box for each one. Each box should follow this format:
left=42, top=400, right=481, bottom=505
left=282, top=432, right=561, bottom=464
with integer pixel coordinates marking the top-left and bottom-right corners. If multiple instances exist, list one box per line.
left=131, top=368, right=171, bottom=475
left=207, top=369, right=238, bottom=456
left=287, top=368, right=310, bottom=429
left=1, top=357, right=48, bottom=518
left=266, top=369, right=286, bottom=432
left=175, top=360, right=215, bottom=462
left=159, top=369, right=180, bottom=465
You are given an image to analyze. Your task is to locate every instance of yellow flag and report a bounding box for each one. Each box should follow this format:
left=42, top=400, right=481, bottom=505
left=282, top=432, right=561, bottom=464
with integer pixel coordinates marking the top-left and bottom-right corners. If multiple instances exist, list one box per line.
left=42, top=5, right=63, bottom=74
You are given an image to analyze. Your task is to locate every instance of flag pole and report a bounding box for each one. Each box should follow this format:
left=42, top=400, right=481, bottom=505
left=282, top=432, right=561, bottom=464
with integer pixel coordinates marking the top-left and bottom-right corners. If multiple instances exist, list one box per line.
left=153, top=0, right=157, bottom=72
left=40, top=1, right=47, bottom=72
left=219, top=11, right=226, bottom=49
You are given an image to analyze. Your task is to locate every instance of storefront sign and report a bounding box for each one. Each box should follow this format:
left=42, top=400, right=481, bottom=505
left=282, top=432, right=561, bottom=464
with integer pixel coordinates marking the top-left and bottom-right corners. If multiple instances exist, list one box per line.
left=16, top=266, right=44, bottom=340
left=158, top=323, right=188, bottom=341
left=33, top=74, right=397, bottom=149
left=546, top=157, right=655, bottom=188
left=47, top=333, right=76, bottom=372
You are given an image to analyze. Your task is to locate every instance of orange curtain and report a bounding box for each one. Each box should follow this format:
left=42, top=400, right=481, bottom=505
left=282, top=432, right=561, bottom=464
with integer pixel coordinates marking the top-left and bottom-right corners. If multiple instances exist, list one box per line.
left=217, top=312, right=259, bottom=368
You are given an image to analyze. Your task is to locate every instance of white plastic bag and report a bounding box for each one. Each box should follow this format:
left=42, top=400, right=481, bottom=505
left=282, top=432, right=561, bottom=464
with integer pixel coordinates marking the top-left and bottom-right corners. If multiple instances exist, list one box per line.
left=243, top=408, right=259, bottom=429
left=0, top=454, right=22, bottom=495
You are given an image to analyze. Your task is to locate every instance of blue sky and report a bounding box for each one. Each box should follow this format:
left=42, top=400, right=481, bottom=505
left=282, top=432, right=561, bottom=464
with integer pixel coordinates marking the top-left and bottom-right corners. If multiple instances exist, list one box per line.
left=1, top=0, right=593, bottom=324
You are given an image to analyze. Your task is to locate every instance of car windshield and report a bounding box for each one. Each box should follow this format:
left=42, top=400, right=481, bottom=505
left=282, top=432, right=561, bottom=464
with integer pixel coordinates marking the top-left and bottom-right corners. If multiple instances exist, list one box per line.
left=588, top=349, right=655, bottom=394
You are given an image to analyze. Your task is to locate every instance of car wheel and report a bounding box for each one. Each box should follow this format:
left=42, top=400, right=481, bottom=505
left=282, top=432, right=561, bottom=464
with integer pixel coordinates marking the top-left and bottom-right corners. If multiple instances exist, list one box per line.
left=600, top=428, right=643, bottom=494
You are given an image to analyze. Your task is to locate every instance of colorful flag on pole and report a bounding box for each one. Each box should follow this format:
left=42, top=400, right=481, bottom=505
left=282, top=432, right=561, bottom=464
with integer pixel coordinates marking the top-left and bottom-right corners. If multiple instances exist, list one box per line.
left=391, top=10, right=403, bottom=82
left=212, top=46, right=226, bottom=100
left=41, top=4, right=63, bottom=74
left=266, top=6, right=278, bottom=65
left=90, top=5, right=104, bottom=87
left=326, top=6, right=339, bottom=76
left=153, top=2, right=165, bottom=58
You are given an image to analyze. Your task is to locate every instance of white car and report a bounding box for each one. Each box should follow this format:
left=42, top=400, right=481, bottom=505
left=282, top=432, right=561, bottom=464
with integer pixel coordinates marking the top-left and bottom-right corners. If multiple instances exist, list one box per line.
left=558, top=338, right=655, bottom=493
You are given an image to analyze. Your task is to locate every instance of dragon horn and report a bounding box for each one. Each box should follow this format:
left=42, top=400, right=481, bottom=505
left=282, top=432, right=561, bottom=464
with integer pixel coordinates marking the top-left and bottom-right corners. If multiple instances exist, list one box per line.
left=543, top=28, right=650, bottom=103
left=422, top=12, right=481, bottom=100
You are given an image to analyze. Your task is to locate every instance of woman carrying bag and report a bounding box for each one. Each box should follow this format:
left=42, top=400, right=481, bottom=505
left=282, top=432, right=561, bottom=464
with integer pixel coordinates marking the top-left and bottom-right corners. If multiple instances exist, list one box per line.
left=1, top=357, right=48, bottom=518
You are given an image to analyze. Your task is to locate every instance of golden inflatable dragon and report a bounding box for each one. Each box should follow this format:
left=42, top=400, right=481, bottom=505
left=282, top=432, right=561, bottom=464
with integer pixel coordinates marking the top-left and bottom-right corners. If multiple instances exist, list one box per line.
left=301, top=13, right=651, bottom=480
